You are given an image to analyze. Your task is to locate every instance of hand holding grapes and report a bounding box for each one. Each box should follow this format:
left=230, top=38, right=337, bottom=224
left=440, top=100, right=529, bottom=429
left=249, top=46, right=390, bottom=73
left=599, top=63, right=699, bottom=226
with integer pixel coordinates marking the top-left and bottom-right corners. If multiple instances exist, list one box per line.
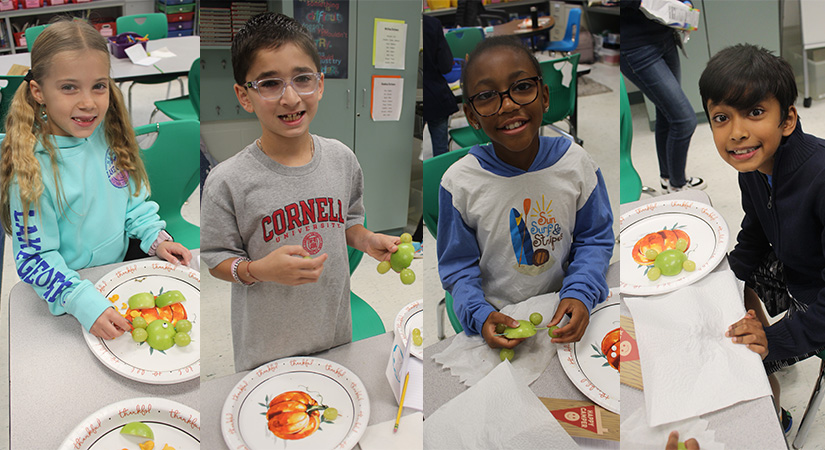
left=90, top=307, right=132, bottom=340
left=363, top=232, right=399, bottom=262
left=482, top=311, right=525, bottom=349
left=548, top=297, right=589, bottom=343
left=251, top=245, right=329, bottom=286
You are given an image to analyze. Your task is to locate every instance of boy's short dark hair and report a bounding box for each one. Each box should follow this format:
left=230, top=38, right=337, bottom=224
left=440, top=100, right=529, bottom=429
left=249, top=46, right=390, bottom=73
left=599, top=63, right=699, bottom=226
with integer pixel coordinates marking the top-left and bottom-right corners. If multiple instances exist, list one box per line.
left=699, top=43, right=797, bottom=123
left=460, top=35, right=543, bottom=98
left=231, top=12, right=321, bottom=85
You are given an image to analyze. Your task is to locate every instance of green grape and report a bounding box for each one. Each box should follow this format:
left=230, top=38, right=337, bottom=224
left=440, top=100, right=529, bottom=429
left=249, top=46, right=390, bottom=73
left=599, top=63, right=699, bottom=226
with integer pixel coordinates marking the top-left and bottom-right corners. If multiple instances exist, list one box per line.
left=548, top=325, right=560, bottom=338
left=324, top=407, right=338, bottom=421
left=412, top=327, right=421, bottom=337
left=503, top=320, right=537, bottom=339
left=647, top=267, right=662, bottom=281
left=683, top=260, right=696, bottom=272
left=413, top=335, right=423, bottom=346
left=499, top=348, right=515, bottom=361
left=174, top=332, right=191, bottom=347
left=654, top=249, right=687, bottom=276
left=400, top=233, right=413, bottom=244
left=391, top=243, right=415, bottom=272
left=175, top=319, right=192, bottom=333
left=676, top=238, right=688, bottom=252
left=377, top=260, right=391, bottom=274
left=146, top=320, right=175, bottom=351
left=131, top=316, right=148, bottom=329
left=400, top=268, right=416, bottom=285
left=529, top=312, right=543, bottom=326
left=644, top=249, right=659, bottom=261
left=131, top=328, right=148, bottom=343
left=495, top=323, right=506, bottom=334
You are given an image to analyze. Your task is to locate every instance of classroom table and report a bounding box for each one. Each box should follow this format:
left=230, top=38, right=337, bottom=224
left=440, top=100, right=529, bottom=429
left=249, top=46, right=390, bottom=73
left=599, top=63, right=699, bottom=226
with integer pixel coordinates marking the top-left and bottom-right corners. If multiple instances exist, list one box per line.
left=0, top=35, right=199, bottom=81
left=201, top=331, right=420, bottom=449
left=423, top=263, right=619, bottom=449
left=620, top=190, right=788, bottom=449
left=490, top=16, right=555, bottom=52
left=8, top=254, right=200, bottom=449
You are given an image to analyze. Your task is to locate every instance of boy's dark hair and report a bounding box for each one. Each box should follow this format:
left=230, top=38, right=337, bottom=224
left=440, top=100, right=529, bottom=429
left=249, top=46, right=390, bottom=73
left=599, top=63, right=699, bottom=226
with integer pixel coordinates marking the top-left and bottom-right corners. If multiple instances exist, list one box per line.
left=699, top=43, right=797, bottom=123
left=460, top=35, right=543, bottom=99
left=231, top=12, right=321, bottom=85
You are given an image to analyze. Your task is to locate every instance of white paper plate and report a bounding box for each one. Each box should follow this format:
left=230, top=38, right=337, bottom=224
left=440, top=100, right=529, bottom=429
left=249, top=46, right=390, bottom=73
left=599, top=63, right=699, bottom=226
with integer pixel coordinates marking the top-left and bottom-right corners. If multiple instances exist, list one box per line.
left=619, top=200, right=730, bottom=296
left=558, top=290, right=620, bottom=414
left=394, top=300, right=423, bottom=359
left=83, top=261, right=200, bottom=384
left=57, top=397, right=200, bottom=450
left=221, top=357, right=370, bottom=450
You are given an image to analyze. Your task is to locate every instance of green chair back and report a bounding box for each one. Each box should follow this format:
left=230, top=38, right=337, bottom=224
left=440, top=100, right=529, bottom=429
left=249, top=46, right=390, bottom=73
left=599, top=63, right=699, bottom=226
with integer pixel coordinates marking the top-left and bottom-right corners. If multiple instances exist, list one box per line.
left=133, top=120, right=200, bottom=249
left=448, top=125, right=490, bottom=148
left=25, top=24, right=49, bottom=53
left=189, top=58, right=200, bottom=118
left=620, top=76, right=642, bottom=203
left=152, top=58, right=200, bottom=122
left=116, top=13, right=168, bottom=40
left=0, top=76, right=25, bottom=133
left=540, top=52, right=580, bottom=127
left=422, top=147, right=471, bottom=239
left=445, top=27, right=484, bottom=61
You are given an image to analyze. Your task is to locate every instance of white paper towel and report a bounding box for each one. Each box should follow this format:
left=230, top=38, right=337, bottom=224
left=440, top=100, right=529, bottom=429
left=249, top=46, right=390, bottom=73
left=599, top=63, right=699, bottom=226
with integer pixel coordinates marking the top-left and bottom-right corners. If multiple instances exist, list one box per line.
left=432, top=293, right=562, bottom=386
left=424, top=360, right=580, bottom=449
left=624, top=270, right=773, bottom=427
left=621, top=408, right=724, bottom=450
left=359, top=412, right=423, bottom=450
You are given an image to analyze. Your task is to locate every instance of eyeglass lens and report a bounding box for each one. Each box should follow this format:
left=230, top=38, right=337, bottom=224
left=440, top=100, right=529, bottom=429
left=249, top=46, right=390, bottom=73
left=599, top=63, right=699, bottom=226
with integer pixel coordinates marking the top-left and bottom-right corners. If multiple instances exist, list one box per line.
left=471, top=78, right=540, bottom=117
left=254, top=73, right=320, bottom=100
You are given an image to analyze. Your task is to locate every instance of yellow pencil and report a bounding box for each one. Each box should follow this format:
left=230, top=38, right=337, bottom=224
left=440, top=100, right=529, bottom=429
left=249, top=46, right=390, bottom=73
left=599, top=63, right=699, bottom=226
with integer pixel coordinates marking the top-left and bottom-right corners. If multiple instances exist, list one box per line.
left=393, top=372, right=410, bottom=433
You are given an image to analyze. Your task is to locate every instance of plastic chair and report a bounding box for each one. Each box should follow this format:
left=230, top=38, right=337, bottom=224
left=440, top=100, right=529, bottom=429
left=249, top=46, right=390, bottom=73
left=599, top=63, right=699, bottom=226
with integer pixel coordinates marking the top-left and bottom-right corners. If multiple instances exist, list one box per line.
left=792, top=350, right=825, bottom=449
left=150, top=58, right=200, bottom=122
left=24, top=24, right=48, bottom=53
left=0, top=76, right=25, bottom=133
left=544, top=8, right=581, bottom=54
left=620, top=76, right=642, bottom=203
left=133, top=120, right=200, bottom=249
left=423, top=148, right=472, bottom=338
left=116, top=14, right=184, bottom=116
left=445, top=27, right=484, bottom=61
left=448, top=124, right=490, bottom=148
left=539, top=52, right=580, bottom=143
left=347, top=217, right=386, bottom=342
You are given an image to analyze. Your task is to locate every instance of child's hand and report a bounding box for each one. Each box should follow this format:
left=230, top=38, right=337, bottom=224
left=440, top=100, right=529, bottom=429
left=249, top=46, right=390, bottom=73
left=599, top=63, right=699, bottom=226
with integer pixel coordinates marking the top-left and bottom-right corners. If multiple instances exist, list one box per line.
left=481, top=311, right=526, bottom=349
left=725, top=309, right=769, bottom=359
left=364, top=233, right=399, bottom=262
left=90, top=307, right=131, bottom=340
left=157, top=241, right=192, bottom=266
left=254, top=245, right=329, bottom=286
left=548, top=297, right=589, bottom=343
left=666, top=431, right=700, bottom=449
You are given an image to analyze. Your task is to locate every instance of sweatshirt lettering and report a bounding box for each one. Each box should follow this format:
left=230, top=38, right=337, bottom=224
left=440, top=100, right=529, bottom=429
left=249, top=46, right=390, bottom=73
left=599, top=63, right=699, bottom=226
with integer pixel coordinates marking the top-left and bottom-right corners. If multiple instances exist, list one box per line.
left=262, top=197, right=345, bottom=242
left=14, top=210, right=73, bottom=303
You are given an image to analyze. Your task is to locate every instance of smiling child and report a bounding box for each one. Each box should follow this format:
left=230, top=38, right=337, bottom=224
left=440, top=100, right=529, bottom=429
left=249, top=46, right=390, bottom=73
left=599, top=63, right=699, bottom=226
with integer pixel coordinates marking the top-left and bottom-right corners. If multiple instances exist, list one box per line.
left=437, top=36, right=614, bottom=349
left=700, top=43, right=825, bottom=431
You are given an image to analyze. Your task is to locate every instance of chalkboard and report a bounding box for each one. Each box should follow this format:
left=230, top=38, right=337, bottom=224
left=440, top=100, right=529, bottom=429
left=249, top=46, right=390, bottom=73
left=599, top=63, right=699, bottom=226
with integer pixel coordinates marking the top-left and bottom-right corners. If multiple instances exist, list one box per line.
left=293, top=0, right=350, bottom=79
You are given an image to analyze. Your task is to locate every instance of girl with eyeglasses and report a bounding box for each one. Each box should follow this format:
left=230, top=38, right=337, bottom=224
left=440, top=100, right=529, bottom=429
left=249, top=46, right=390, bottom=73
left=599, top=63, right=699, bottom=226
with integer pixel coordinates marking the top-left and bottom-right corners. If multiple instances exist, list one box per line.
left=437, top=36, right=614, bottom=349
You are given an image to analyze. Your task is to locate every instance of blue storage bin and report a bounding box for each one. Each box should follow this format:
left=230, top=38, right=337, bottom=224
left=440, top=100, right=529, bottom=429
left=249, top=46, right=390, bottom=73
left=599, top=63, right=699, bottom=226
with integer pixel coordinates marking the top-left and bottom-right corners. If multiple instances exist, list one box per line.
left=168, top=20, right=194, bottom=31
left=158, top=0, right=195, bottom=5
left=168, top=29, right=194, bottom=37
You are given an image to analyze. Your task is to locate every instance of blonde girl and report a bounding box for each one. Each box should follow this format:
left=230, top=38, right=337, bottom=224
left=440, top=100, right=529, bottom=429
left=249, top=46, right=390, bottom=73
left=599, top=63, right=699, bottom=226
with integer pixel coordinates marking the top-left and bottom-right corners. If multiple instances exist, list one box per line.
left=0, top=20, right=191, bottom=339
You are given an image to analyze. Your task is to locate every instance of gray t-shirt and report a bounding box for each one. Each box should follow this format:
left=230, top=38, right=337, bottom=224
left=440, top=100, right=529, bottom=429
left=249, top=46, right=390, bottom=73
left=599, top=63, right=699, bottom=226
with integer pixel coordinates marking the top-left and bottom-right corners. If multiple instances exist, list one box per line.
left=201, top=135, right=365, bottom=372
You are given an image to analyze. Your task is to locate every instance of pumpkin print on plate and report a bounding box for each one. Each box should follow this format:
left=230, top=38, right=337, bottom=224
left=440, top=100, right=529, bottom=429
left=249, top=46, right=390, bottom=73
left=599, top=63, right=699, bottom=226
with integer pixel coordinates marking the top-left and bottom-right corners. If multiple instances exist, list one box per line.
left=591, top=327, right=620, bottom=372
left=262, top=390, right=337, bottom=441
left=631, top=226, right=691, bottom=266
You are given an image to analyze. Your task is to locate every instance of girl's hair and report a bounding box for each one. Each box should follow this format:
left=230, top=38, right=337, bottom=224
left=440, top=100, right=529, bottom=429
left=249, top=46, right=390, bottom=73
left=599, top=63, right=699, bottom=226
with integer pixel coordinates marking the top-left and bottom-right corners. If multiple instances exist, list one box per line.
left=459, top=35, right=543, bottom=98
left=0, top=19, right=149, bottom=235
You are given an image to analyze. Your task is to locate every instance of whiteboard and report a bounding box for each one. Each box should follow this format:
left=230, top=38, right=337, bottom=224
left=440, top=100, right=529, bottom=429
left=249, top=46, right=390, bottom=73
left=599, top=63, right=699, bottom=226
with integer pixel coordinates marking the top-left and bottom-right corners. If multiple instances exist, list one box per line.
left=801, top=0, right=825, bottom=49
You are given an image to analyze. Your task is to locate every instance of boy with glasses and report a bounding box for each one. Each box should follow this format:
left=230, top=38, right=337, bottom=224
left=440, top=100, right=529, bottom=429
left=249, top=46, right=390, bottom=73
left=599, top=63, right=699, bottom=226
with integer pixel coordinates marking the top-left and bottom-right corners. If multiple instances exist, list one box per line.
left=438, top=36, right=613, bottom=348
left=200, top=13, right=399, bottom=371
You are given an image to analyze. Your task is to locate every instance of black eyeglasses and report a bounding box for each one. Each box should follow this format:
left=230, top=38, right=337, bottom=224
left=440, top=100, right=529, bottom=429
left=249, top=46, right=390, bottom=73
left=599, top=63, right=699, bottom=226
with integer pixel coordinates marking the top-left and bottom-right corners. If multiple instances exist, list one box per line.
left=466, top=76, right=542, bottom=117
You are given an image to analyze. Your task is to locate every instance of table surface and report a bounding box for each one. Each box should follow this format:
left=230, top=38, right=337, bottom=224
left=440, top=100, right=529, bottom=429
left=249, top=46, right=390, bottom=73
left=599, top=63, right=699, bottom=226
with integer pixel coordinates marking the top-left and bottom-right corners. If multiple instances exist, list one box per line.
left=9, top=255, right=200, bottom=449
left=201, top=331, right=420, bottom=450
left=491, top=17, right=555, bottom=37
left=619, top=191, right=788, bottom=449
left=423, top=262, right=619, bottom=448
left=0, top=36, right=199, bottom=80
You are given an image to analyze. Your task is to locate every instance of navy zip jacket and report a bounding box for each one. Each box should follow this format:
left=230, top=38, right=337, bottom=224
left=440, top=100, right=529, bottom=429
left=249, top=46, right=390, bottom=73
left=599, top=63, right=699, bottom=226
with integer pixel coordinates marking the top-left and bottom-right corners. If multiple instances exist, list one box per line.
left=728, top=121, right=825, bottom=362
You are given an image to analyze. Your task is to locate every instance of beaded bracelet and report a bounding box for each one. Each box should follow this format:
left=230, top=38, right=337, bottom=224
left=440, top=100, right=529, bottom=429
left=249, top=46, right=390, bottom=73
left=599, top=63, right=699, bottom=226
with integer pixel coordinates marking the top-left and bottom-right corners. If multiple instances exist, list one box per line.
left=231, top=257, right=255, bottom=286
left=245, top=260, right=263, bottom=283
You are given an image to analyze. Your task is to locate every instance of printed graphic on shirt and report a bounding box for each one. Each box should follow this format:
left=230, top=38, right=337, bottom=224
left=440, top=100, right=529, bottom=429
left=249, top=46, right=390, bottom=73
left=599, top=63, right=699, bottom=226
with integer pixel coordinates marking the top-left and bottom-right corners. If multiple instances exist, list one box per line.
left=510, top=196, right=562, bottom=276
left=105, top=148, right=129, bottom=188
left=261, top=197, right=346, bottom=245
left=13, top=209, right=73, bottom=304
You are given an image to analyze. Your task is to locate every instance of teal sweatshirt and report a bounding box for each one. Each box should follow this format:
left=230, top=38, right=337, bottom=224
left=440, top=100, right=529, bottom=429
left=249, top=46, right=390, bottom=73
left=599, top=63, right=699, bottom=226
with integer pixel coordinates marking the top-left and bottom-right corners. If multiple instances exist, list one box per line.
left=8, top=124, right=165, bottom=331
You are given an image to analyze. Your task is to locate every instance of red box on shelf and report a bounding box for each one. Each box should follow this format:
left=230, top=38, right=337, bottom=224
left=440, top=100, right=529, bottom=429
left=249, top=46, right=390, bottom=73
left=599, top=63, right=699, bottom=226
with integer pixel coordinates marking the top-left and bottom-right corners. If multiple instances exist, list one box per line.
left=45, top=0, right=67, bottom=5
left=0, top=0, right=16, bottom=10
left=167, top=12, right=195, bottom=23
left=13, top=31, right=26, bottom=48
left=22, top=0, right=41, bottom=8
left=70, top=0, right=92, bottom=3
left=94, top=22, right=116, bottom=37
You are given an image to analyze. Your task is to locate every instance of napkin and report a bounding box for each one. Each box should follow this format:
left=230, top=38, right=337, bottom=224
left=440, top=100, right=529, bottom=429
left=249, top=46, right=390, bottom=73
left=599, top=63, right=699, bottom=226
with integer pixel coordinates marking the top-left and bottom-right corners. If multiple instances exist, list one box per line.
left=424, top=360, right=580, bottom=449
left=624, top=270, right=772, bottom=427
left=124, top=44, right=160, bottom=66
left=359, top=412, right=423, bottom=450
left=622, top=408, right=724, bottom=450
left=432, top=293, right=562, bottom=386
left=147, top=46, right=177, bottom=58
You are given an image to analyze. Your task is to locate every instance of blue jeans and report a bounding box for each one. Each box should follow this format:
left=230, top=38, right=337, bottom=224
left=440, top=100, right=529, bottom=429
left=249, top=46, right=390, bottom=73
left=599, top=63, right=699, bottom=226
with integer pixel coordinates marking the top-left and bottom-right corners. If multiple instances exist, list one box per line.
left=621, top=36, right=697, bottom=188
left=427, top=116, right=450, bottom=158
